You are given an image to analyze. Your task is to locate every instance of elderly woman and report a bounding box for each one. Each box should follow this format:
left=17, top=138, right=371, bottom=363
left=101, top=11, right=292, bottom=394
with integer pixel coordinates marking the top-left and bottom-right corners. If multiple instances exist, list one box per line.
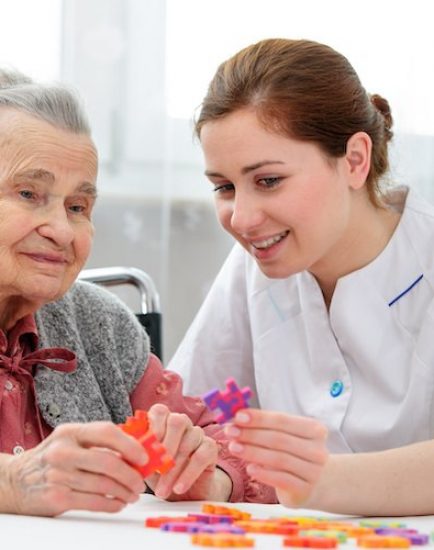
left=0, top=69, right=326, bottom=516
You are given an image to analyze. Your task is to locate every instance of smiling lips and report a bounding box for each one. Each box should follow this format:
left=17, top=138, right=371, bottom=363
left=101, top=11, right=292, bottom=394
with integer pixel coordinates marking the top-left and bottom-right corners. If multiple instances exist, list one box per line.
left=251, top=230, right=289, bottom=250
left=22, top=252, right=69, bottom=265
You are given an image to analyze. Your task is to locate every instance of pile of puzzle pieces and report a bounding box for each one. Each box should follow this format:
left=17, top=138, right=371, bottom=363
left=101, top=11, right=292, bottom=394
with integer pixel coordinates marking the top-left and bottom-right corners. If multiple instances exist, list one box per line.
left=119, top=410, right=174, bottom=478
left=145, top=503, right=432, bottom=547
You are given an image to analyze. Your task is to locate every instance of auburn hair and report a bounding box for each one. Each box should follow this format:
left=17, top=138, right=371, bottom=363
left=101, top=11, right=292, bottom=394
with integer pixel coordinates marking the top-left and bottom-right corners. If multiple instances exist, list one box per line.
left=195, top=38, right=393, bottom=205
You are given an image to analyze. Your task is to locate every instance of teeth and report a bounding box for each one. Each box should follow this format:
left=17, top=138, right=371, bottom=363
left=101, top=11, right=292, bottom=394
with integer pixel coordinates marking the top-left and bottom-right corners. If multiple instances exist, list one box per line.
left=253, top=231, right=288, bottom=249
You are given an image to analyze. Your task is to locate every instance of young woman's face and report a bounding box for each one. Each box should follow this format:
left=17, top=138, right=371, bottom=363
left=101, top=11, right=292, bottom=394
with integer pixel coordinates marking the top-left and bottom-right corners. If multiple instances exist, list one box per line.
left=201, top=109, right=361, bottom=279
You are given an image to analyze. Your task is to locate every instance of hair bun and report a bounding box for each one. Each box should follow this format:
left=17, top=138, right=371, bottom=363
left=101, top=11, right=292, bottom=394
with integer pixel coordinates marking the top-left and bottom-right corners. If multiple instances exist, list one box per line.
left=370, top=93, right=393, bottom=140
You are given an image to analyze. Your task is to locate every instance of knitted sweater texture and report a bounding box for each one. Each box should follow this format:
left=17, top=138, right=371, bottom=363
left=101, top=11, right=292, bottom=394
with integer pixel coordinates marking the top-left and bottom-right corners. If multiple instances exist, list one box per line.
left=34, top=281, right=149, bottom=428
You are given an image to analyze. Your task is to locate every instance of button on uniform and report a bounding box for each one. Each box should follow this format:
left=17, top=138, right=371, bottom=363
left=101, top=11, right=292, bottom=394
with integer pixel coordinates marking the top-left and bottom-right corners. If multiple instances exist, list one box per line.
left=330, top=379, right=344, bottom=398
left=4, top=380, right=13, bottom=391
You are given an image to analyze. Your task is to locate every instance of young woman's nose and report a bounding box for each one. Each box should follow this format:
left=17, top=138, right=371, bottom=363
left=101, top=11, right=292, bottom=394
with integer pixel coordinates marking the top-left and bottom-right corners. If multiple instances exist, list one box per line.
left=37, top=203, right=75, bottom=246
left=230, top=192, right=265, bottom=234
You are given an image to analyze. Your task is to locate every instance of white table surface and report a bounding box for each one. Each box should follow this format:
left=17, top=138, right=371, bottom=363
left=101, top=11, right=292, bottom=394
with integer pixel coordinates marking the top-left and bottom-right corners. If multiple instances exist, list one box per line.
left=1, top=495, right=434, bottom=550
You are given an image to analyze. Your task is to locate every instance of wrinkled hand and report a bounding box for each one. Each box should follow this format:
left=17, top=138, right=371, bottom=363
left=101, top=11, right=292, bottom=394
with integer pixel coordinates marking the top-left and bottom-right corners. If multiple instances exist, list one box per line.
left=5, top=422, right=148, bottom=516
left=224, top=409, right=328, bottom=507
left=145, top=403, right=231, bottom=501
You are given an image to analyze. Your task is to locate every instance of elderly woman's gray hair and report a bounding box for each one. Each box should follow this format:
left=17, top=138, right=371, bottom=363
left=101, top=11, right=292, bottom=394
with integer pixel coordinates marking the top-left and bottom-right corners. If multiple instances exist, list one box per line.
left=0, top=68, right=90, bottom=135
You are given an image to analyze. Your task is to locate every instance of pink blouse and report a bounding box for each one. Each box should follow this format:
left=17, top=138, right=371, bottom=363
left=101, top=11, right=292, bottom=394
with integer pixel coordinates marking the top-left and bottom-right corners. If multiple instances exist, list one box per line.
left=0, top=315, right=276, bottom=504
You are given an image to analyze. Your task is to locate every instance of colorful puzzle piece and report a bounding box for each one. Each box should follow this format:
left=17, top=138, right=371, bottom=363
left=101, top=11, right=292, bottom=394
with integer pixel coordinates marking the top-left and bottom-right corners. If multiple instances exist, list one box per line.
left=374, top=528, right=429, bottom=544
left=121, top=409, right=149, bottom=437
left=314, top=524, right=374, bottom=537
left=202, top=378, right=252, bottom=423
left=145, top=516, right=198, bottom=528
left=202, top=504, right=252, bottom=521
left=284, top=536, right=338, bottom=548
left=119, top=410, right=174, bottom=478
left=197, top=524, right=246, bottom=535
left=161, top=522, right=245, bottom=535
left=357, top=535, right=411, bottom=548
left=300, top=530, right=348, bottom=543
left=191, top=533, right=254, bottom=547
left=360, top=521, right=407, bottom=528
left=235, top=519, right=300, bottom=535
left=189, top=513, right=234, bottom=524
left=161, top=521, right=206, bottom=533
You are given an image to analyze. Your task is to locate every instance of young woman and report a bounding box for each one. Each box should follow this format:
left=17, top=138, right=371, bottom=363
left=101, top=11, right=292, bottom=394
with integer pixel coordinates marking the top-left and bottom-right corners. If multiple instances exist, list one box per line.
left=169, top=38, right=434, bottom=515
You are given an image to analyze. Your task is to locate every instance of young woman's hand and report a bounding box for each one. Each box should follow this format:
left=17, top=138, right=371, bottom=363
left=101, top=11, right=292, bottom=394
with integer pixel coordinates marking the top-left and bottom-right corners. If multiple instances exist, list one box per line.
left=224, top=409, right=328, bottom=507
left=4, top=422, right=148, bottom=516
left=145, top=403, right=232, bottom=502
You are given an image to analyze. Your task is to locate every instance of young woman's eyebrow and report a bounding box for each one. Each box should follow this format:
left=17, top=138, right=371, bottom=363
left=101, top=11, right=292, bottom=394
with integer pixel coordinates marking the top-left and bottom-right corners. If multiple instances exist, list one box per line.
left=241, top=160, right=285, bottom=175
left=205, top=160, right=285, bottom=179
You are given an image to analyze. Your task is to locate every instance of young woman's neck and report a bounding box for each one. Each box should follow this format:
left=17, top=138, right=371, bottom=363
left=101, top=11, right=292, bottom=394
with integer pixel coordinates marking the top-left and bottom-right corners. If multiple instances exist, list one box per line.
left=311, top=193, right=401, bottom=310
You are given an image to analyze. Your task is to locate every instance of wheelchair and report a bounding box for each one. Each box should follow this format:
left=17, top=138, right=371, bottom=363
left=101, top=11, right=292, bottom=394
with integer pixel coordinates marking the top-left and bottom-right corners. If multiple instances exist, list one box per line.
left=78, top=266, right=163, bottom=360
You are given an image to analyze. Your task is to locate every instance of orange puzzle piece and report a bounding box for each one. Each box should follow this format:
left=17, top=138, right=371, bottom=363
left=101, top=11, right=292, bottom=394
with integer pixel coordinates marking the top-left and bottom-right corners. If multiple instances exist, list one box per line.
left=119, top=410, right=174, bottom=478
left=283, top=536, right=338, bottom=548
left=202, top=504, right=251, bottom=521
left=357, top=535, right=410, bottom=548
left=191, top=533, right=255, bottom=547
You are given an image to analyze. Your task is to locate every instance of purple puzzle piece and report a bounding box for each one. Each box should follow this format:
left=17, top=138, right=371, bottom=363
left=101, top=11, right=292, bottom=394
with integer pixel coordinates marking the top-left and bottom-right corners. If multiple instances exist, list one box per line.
left=160, top=521, right=204, bottom=533
left=203, top=377, right=252, bottom=423
left=188, top=513, right=234, bottom=524
left=160, top=520, right=245, bottom=535
left=199, top=524, right=246, bottom=534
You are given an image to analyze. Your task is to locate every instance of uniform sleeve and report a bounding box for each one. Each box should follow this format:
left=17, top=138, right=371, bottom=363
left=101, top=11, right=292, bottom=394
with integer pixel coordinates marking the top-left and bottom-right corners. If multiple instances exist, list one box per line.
left=130, top=353, right=277, bottom=504
left=168, top=245, right=259, bottom=406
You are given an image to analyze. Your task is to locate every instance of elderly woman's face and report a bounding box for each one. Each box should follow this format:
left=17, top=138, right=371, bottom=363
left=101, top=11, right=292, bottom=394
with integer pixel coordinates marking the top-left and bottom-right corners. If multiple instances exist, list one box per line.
left=0, top=109, right=98, bottom=310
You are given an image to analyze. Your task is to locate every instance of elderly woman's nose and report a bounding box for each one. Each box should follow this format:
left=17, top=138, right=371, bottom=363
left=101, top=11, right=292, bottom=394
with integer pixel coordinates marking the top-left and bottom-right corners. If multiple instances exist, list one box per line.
left=37, top=204, right=75, bottom=245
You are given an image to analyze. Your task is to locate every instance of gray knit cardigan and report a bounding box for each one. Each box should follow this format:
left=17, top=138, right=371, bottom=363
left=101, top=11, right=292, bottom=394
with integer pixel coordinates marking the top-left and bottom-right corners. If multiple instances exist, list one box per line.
left=34, top=281, right=149, bottom=428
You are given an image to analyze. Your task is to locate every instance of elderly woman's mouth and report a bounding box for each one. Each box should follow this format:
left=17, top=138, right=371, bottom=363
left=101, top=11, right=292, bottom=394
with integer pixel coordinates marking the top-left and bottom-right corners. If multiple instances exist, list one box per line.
left=22, top=252, right=68, bottom=264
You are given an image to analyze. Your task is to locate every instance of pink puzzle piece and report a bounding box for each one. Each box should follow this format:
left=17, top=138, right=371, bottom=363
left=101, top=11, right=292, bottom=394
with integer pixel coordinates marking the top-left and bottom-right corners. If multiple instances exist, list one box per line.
left=203, top=378, right=252, bottom=423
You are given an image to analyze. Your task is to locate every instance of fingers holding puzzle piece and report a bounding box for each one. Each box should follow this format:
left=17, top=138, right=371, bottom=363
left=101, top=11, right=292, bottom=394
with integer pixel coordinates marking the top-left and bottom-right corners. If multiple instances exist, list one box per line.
left=119, top=410, right=175, bottom=478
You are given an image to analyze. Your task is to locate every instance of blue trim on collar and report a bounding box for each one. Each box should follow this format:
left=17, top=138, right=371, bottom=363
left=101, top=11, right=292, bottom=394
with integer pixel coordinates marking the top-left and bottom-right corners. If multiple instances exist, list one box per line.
left=388, top=274, right=424, bottom=307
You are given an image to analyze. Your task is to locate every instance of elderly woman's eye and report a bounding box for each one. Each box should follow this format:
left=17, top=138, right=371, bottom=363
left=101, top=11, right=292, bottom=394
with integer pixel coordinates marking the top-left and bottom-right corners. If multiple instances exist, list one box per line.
left=68, top=202, right=91, bottom=215
left=19, top=189, right=36, bottom=200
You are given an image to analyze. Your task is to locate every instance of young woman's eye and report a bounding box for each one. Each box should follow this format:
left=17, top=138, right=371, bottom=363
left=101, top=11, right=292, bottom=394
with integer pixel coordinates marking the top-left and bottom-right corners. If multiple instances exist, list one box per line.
left=257, top=176, right=282, bottom=188
left=213, top=183, right=235, bottom=194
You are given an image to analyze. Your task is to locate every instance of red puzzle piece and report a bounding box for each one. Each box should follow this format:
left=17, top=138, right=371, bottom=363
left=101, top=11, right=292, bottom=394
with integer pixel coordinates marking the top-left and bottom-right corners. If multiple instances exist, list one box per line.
left=119, top=410, right=174, bottom=478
